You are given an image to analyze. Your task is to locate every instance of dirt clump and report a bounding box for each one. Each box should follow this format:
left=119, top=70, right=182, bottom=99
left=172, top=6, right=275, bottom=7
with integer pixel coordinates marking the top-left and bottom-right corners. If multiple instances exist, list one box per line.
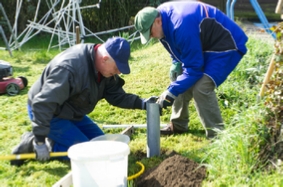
left=136, top=154, right=207, bottom=187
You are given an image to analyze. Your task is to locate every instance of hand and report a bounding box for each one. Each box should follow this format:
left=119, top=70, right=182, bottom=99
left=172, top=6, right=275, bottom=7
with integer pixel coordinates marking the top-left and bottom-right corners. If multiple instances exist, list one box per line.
left=157, top=90, right=177, bottom=109
left=142, top=96, right=163, bottom=115
left=169, top=62, right=182, bottom=81
left=142, top=96, right=159, bottom=110
left=33, top=140, right=50, bottom=161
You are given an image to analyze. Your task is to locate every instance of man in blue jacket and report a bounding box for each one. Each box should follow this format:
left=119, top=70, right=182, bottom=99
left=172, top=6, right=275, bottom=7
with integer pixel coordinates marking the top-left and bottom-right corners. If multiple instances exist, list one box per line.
left=11, top=37, right=157, bottom=166
left=135, top=1, right=248, bottom=138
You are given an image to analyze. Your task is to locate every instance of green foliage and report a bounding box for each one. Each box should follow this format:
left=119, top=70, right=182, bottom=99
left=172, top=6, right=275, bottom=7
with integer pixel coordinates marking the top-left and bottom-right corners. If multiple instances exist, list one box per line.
left=265, top=23, right=283, bottom=128
left=202, top=106, right=268, bottom=186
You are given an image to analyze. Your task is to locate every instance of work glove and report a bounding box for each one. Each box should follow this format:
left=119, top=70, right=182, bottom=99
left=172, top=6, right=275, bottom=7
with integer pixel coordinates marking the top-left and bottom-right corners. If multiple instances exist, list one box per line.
left=33, top=140, right=51, bottom=161
left=157, top=90, right=177, bottom=109
left=169, top=62, right=182, bottom=81
left=142, top=96, right=163, bottom=115
left=142, top=96, right=159, bottom=110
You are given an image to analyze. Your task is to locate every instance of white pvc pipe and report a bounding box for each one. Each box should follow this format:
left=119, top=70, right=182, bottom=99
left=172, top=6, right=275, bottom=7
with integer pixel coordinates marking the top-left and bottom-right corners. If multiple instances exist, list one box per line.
left=102, top=124, right=167, bottom=129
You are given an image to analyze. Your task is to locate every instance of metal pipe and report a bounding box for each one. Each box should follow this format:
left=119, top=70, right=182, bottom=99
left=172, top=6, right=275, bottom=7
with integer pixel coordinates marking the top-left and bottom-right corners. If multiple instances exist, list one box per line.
left=250, top=0, right=276, bottom=39
left=0, top=26, right=12, bottom=57
left=230, top=0, right=237, bottom=20
left=146, top=103, right=160, bottom=158
left=226, top=0, right=231, bottom=18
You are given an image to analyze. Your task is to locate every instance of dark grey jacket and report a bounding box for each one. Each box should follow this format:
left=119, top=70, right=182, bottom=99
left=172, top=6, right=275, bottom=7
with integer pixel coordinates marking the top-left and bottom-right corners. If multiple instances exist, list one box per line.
left=28, top=44, right=143, bottom=140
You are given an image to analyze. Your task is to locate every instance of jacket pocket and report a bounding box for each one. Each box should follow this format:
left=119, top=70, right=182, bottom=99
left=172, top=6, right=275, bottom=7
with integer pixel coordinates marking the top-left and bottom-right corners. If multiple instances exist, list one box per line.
left=55, top=102, right=83, bottom=120
left=69, top=88, right=91, bottom=108
left=54, top=89, right=91, bottom=120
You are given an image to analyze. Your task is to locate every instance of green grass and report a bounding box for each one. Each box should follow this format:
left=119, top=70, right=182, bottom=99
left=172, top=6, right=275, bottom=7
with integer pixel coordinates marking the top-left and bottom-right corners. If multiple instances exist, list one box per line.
left=0, top=33, right=281, bottom=186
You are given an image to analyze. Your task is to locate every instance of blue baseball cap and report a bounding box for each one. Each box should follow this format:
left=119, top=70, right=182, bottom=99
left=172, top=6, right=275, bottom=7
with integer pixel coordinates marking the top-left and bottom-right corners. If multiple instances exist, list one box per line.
left=105, top=37, right=131, bottom=74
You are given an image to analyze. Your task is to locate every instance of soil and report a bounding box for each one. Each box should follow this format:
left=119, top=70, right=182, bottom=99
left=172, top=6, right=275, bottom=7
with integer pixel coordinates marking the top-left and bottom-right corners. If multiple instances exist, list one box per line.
left=136, top=152, right=207, bottom=187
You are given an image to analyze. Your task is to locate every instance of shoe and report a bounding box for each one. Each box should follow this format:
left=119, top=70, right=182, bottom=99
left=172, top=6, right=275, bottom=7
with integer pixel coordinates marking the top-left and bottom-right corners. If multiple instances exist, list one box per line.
left=10, top=132, right=34, bottom=167
left=160, top=123, right=187, bottom=135
left=160, top=124, right=174, bottom=135
left=206, top=124, right=225, bottom=139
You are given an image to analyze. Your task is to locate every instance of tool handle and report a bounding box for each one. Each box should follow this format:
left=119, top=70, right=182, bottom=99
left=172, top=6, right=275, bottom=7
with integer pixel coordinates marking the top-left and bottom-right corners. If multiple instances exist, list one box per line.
left=259, top=55, right=275, bottom=98
left=0, top=152, right=68, bottom=160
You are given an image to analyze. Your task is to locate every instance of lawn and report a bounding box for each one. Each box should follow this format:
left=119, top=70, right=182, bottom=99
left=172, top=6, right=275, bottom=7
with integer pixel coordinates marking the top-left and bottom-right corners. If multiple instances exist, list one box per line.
left=0, top=30, right=283, bottom=186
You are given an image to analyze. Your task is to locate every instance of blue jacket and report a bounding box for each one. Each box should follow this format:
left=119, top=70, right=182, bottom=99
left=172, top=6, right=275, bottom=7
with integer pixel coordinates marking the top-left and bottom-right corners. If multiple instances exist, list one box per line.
left=157, top=1, right=248, bottom=96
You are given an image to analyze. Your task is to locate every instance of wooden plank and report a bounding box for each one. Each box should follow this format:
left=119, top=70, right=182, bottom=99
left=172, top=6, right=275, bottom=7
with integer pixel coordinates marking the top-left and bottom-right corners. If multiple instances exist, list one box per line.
left=76, top=26, right=80, bottom=44
left=120, top=125, right=134, bottom=137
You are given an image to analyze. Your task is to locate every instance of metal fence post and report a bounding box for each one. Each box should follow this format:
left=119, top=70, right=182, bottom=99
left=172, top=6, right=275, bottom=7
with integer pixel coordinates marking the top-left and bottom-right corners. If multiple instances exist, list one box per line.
left=146, top=103, right=160, bottom=158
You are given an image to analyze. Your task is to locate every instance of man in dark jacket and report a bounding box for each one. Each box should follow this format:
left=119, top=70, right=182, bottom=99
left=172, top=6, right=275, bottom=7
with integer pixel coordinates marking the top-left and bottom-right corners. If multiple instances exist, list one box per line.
left=11, top=37, right=156, bottom=166
left=134, top=1, right=248, bottom=138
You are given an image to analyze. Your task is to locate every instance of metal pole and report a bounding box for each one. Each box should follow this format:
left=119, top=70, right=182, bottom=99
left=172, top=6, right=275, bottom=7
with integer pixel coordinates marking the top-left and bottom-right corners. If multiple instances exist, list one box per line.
left=226, top=0, right=231, bottom=18
left=250, top=0, right=276, bottom=39
left=0, top=2, right=19, bottom=48
left=0, top=26, right=13, bottom=57
left=230, top=0, right=237, bottom=21
left=75, top=0, right=86, bottom=43
left=146, top=103, right=160, bottom=158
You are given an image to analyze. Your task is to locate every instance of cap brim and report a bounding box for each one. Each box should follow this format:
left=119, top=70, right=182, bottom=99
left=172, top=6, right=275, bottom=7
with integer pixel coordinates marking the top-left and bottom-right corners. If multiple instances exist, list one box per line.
left=116, top=60, right=130, bottom=74
left=140, top=29, right=151, bottom=44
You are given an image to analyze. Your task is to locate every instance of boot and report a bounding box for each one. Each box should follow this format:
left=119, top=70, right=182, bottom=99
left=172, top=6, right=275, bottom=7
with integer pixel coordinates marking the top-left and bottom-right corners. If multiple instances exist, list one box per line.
left=160, top=123, right=174, bottom=135
left=10, top=132, right=34, bottom=167
left=160, top=123, right=187, bottom=135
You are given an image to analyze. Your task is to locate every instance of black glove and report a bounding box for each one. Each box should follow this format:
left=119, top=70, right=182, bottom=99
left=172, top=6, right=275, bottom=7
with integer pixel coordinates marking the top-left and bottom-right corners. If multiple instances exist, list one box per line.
left=157, top=90, right=177, bottom=109
left=142, top=96, right=159, bottom=110
left=33, top=140, right=51, bottom=161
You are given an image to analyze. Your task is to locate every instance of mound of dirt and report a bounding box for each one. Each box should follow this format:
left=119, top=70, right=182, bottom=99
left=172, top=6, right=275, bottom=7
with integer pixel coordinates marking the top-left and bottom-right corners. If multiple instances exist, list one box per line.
left=136, top=154, right=207, bottom=187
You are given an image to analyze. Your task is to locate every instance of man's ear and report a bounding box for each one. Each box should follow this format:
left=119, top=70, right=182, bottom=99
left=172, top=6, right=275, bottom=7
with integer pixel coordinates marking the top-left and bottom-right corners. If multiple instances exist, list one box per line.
left=156, top=17, right=162, bottom=25
left=102, top=55, right=109, bottom=63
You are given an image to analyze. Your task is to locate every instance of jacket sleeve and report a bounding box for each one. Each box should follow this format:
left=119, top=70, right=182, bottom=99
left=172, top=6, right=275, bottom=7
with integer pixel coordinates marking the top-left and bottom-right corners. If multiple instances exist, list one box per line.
left=31, top=67, right=73, bottom=141
left=103, top=75, right=143, bottom=109
left=167, top=23, right=204, bottom=96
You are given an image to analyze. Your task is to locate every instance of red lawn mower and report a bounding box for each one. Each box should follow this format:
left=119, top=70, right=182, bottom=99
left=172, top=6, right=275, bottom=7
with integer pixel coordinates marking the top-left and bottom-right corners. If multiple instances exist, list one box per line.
left=0, top=60, right=28, bottom=96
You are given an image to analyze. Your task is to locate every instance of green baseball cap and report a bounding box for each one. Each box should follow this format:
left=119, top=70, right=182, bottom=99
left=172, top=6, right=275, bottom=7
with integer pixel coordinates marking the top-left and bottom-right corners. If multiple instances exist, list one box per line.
left=134, top=7, right=158, bottom=44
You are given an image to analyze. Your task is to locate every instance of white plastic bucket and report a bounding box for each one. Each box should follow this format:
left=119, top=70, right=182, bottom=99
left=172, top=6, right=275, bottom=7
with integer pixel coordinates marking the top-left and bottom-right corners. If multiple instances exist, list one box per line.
left=68, top=141, right=130, bottom=187
left=91, top=134, right=130, bottom=144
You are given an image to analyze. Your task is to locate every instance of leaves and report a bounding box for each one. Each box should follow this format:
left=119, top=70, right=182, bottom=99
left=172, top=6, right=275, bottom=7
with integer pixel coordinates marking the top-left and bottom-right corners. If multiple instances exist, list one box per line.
left=263, top=22, right=283, bottom=148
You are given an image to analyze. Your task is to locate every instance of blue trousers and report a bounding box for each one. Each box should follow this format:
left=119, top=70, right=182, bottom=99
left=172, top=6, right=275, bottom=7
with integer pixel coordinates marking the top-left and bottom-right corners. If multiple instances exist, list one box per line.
left=27, top=105, right=104, bottom=156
